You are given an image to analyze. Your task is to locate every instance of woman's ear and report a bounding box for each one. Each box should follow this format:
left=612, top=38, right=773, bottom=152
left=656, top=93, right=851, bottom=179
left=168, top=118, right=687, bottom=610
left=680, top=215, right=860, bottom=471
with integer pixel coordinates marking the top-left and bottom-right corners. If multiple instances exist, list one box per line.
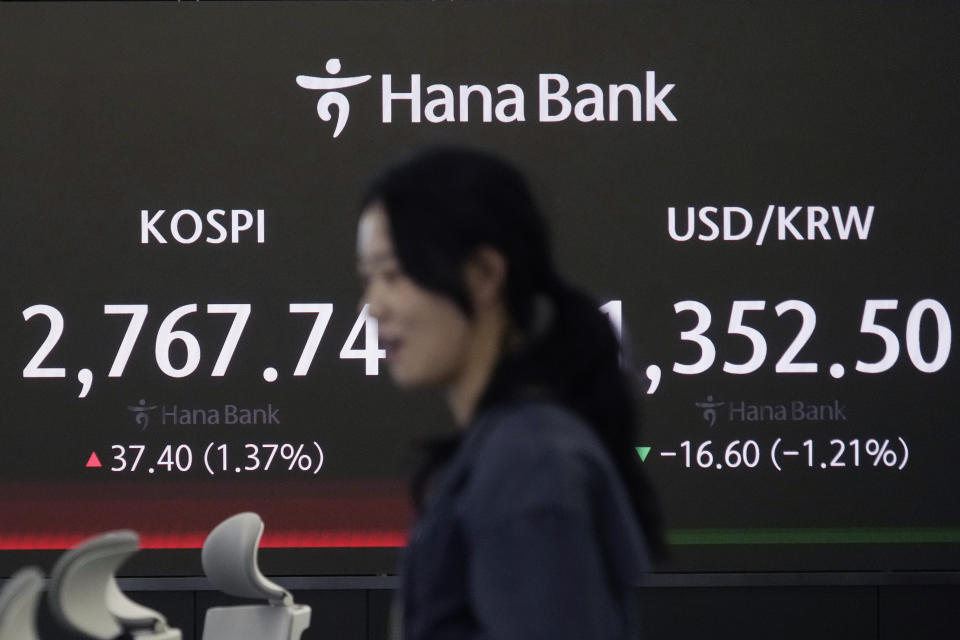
left=464, top=246, right=507, bottom=310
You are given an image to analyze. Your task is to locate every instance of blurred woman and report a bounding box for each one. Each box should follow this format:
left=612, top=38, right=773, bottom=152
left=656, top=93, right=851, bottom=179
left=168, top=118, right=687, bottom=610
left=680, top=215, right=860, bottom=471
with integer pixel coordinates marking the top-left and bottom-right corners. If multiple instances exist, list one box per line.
left=356, top=146, right=660, bottom=640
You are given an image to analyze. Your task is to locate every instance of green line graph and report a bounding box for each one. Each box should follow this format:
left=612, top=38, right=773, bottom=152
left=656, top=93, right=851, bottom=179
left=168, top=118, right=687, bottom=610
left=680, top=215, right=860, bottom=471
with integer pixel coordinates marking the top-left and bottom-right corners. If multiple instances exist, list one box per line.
left=666, top=528, right=960, bottom=545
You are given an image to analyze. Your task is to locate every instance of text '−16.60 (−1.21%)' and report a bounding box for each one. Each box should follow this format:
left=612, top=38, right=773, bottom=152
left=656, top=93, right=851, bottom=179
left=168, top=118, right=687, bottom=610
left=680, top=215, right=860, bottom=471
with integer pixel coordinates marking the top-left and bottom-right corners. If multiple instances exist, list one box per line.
left=645, top=437, right=910, bottom=472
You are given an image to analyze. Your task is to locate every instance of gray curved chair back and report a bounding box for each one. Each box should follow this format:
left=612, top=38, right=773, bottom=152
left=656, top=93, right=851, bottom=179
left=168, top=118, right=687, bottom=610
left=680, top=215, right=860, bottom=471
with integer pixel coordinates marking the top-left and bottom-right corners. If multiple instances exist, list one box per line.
left=47, top=531, right=180, bottom=640
left=0, top=567, right=43, bottom=640
left=201, top=513, right=310, bottom=640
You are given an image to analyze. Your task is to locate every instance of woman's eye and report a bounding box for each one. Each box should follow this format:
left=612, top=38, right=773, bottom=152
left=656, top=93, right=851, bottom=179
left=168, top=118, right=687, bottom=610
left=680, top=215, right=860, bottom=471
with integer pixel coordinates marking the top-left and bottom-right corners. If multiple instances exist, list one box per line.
left=380, top=266, right=403, bottom=284
left=358, top=260, right=404, bottom=289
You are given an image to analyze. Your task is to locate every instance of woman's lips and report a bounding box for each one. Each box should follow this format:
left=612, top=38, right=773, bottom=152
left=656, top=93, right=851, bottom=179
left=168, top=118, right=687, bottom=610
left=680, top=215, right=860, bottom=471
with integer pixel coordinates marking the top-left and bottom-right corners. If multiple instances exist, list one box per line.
left=382, top=338, right=401, bottom=360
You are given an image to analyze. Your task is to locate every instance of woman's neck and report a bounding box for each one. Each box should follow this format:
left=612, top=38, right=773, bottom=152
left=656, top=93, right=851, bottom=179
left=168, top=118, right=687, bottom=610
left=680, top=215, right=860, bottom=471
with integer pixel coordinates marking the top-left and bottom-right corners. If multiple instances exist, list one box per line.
left=446, top=306, right=510, bottom=428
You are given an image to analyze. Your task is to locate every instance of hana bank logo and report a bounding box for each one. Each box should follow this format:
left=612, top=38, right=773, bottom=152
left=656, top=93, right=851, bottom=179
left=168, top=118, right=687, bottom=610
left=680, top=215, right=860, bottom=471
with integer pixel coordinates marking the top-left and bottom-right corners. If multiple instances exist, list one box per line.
left=128, top=398, right=158, bottom=430
left=296, top=58, right=372, bottom=138
left=696, top=396, right=725, bottom=428
left=296, top=57, right=678, bottom=138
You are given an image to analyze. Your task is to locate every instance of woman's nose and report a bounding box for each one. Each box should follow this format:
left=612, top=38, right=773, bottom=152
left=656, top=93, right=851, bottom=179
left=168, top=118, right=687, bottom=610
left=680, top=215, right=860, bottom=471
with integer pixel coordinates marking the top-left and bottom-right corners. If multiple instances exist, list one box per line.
left=361, top=282, right=386, bottom=320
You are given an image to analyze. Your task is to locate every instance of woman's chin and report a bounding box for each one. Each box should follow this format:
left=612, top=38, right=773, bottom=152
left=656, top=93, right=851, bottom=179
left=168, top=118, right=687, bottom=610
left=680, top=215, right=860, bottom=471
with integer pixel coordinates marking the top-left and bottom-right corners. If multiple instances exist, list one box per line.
left=386, top=364, right=420, bottom=389
left=387, top=363, right=443, bottom=391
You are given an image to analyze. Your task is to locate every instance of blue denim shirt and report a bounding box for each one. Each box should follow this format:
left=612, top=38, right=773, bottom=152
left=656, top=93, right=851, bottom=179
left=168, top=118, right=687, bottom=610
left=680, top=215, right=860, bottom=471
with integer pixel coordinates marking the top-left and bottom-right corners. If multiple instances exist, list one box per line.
left=399, top=402, right=649, bottom=640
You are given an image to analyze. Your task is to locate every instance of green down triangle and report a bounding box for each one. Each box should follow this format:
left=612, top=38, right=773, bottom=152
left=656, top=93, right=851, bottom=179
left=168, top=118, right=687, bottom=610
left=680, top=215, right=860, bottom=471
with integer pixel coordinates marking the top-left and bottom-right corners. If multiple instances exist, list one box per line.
left=635, top=446, right=651, bottom=462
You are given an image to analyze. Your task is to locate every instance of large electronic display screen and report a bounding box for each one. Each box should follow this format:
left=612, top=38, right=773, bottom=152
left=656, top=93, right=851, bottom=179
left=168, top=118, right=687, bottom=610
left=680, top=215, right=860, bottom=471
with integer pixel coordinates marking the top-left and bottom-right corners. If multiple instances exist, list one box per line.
left=2, top=3, right=958, bottom=577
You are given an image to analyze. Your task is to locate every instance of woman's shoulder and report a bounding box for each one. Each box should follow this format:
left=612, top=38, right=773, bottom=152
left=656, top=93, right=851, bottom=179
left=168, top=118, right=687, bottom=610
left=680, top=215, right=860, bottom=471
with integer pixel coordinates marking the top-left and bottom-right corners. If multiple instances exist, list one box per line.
left=478, top=400, right=607, bottom=461
left=458, top=401, right=651, bottom=579
left=459, top=402, right=615, bottom=516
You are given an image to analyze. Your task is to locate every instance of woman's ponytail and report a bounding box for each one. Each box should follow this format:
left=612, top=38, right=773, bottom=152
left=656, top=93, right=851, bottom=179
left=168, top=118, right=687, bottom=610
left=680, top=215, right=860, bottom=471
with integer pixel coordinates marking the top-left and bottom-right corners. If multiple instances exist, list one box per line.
left=363, top=146, right=662, bottom=554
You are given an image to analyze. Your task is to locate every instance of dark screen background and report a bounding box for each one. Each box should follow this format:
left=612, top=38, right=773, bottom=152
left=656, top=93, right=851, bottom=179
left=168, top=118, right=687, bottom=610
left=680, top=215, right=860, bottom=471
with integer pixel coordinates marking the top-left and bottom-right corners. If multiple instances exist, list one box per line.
left=1, top=2, right=958, bottom=576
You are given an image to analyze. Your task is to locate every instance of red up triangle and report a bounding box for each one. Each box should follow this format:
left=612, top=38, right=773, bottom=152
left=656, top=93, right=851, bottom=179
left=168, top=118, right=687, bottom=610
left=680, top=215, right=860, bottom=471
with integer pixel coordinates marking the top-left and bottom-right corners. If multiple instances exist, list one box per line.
left=86, top=451, right=102, bottom=468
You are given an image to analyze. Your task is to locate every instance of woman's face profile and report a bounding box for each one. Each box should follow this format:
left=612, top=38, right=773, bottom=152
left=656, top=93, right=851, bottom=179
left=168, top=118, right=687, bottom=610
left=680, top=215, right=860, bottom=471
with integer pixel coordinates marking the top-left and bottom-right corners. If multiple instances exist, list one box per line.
left=356, top=203, right=475, bottom=390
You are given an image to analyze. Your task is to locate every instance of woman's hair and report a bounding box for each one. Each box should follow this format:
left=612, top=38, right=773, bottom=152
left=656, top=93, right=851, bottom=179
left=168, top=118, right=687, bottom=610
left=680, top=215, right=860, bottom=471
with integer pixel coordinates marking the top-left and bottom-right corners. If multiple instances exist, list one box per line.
left=361, top=146, right=662, bottom=554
